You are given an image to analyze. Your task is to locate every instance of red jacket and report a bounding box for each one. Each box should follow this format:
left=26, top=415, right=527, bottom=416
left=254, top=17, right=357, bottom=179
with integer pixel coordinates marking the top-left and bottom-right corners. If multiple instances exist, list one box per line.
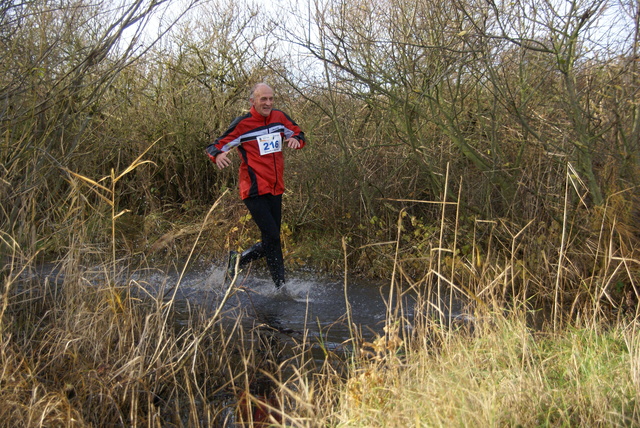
left=206, top=106, right=306, bottom=200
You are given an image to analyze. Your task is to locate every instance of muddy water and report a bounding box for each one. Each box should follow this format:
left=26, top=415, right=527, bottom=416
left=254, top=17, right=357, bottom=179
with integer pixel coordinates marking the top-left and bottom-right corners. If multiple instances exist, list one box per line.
left=163, top=264, right=415, bottom=356
left=27, top=261, right=421, bottom=351
left=30, top=261, right=465, bottom=353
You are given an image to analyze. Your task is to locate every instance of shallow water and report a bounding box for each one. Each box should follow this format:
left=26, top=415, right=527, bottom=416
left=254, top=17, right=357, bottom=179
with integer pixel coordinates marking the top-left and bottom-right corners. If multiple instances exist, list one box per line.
left=157, top=264, right=412, bottom=355
left=28, top=260, right=466, bottom=353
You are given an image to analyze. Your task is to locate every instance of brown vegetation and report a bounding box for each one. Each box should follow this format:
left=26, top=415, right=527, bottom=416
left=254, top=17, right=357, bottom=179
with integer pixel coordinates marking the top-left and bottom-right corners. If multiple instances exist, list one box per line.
left=1, top=0, right=639, bottom=425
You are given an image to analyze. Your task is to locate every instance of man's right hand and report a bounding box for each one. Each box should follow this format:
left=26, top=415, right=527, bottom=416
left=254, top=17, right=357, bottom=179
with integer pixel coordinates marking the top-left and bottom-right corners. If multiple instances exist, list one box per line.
left=215, top=151, right=232, bottom=169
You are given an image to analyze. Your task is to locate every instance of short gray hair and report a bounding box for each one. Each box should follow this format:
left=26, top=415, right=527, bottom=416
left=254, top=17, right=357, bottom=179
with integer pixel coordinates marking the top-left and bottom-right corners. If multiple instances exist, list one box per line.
left=249, top=83, right=271, bottom=100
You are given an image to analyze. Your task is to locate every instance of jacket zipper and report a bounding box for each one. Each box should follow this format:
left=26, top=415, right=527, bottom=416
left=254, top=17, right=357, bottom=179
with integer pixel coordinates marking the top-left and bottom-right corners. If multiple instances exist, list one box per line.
left=264, top=116, right=279, bottom=194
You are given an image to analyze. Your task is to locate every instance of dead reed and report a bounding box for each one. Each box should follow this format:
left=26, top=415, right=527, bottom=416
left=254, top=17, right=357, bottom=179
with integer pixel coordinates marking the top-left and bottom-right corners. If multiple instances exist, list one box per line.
left=1, top=159, right=638, bottom=426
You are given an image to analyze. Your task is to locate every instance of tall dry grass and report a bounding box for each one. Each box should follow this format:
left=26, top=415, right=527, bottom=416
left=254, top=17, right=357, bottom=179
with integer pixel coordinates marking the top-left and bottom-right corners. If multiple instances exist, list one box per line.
left=272, top=175, right=640, bottom=427
left=309, top=312, right=638, bottom=427
left=1, top=1, right=639, bottom=425
left=0, top=150, right=295, bottom=426
left=2, top=171, right=639, bottom=426
left=0, top=217, right=308, bottom=426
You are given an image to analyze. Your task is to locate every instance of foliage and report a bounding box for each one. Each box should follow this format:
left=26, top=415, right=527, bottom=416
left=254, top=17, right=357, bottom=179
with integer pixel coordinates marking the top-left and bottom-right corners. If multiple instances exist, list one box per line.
left=0, top=0, right=639, bottom=424
left=325, top=314, right=639, bottom=427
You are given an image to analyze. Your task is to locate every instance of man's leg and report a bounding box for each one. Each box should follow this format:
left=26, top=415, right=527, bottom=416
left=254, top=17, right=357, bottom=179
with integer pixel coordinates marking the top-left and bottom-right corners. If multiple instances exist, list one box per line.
left=227, top=241, right=263, bottom=279
left=243, top=194, right=285, bottom=287
left=239, top=242, right=264, bottom=265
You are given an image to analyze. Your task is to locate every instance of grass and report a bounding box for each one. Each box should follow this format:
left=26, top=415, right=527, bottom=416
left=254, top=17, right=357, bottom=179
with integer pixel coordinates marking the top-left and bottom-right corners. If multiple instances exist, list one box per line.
left=1, top=158, right=639, bottom=426
left=319, top=313, right=638, bottom=427
left=2, top=230, right=639, bottom=427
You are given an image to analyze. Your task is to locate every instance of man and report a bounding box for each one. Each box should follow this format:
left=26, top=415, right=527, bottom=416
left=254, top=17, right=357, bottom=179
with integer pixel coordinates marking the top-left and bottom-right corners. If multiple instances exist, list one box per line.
left=205, top=83, right=306, bottom=289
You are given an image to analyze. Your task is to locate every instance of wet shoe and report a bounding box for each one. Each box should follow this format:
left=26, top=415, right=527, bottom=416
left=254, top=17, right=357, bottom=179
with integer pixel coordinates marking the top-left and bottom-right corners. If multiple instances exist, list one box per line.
left=274, top=280, right=285, bottom=290
left=227, top=250, right=240, bottom=279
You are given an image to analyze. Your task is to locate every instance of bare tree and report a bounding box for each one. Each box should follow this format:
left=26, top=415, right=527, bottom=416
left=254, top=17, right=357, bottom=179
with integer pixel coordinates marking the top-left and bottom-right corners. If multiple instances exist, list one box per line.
left=276, top=0, right=637, bottom=217
left=0, top=0, right=197, bottom=250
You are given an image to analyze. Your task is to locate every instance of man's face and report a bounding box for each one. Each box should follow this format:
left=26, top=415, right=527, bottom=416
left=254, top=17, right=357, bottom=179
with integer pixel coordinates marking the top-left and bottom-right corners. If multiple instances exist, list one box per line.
left=251, top=85, right=274, bottom=117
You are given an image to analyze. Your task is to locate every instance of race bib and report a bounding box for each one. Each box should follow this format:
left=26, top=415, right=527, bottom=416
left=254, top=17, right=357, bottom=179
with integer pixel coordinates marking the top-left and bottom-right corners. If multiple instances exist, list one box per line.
left=257, top=132, right=282, bottom=156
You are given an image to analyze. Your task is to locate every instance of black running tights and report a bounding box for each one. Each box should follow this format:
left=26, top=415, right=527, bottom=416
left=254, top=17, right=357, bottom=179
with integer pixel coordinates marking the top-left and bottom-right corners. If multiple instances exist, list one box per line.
left=241, top=193, right=285, bottom=286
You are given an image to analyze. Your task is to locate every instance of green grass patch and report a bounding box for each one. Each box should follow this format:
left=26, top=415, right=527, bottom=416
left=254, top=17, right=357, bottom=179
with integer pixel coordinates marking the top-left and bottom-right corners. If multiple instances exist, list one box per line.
left=324, top=314, right=639, bottom=427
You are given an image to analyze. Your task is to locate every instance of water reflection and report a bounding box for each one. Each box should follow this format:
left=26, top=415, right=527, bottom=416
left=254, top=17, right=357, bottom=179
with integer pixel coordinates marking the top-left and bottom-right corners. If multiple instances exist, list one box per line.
left=136, top=263, right=471, bottom=361
left=156, top=264, right=413, bottom=356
